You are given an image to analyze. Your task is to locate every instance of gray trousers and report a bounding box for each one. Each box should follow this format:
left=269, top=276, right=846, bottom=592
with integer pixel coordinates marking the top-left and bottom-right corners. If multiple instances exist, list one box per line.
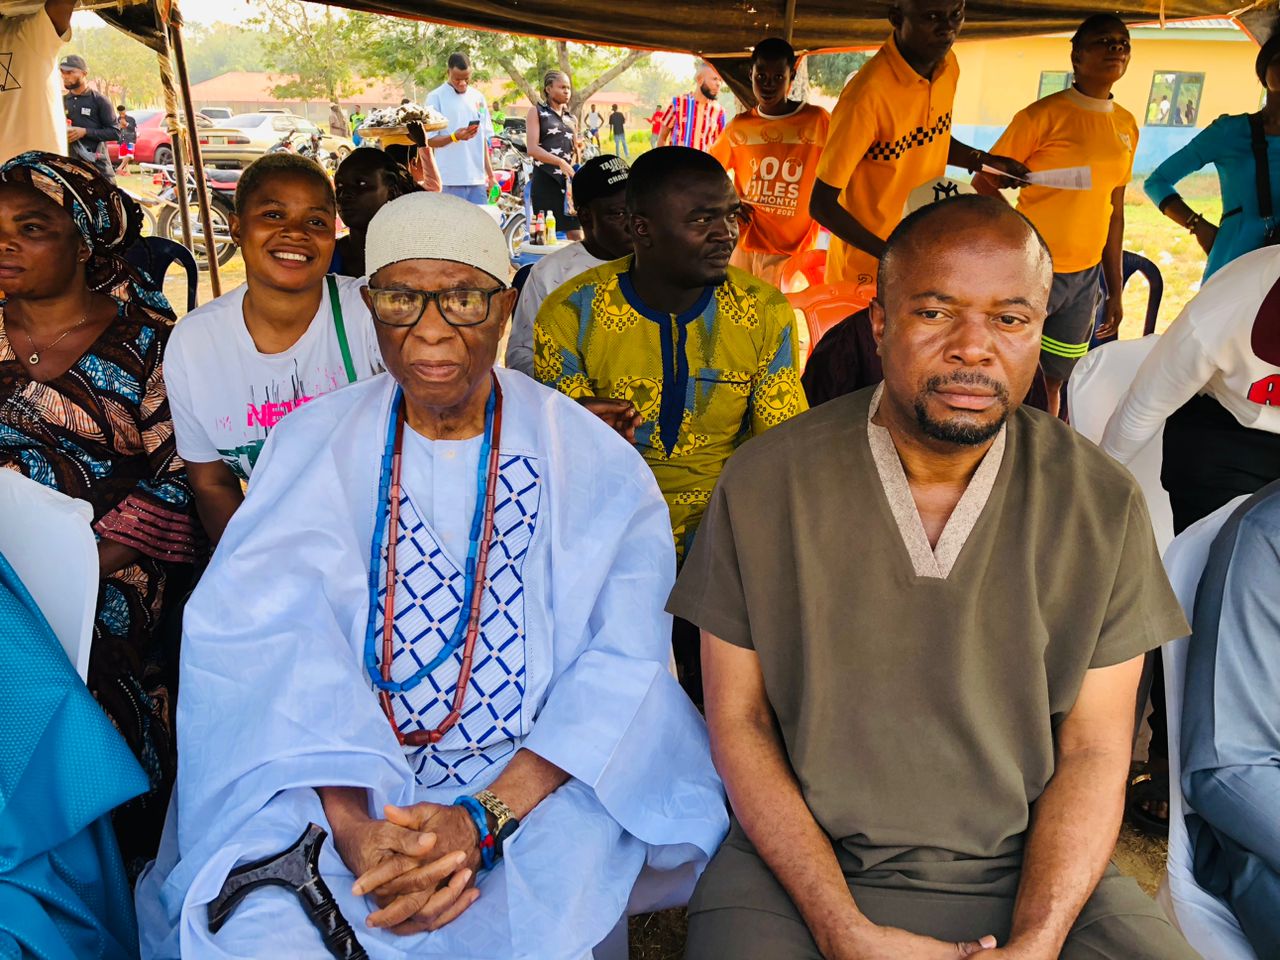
left=685, top=830, right=1201, bottom=960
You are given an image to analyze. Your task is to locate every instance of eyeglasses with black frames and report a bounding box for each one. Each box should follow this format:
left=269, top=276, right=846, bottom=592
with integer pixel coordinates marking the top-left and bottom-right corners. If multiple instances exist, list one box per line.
left=367, top=286, right=506, bottom=328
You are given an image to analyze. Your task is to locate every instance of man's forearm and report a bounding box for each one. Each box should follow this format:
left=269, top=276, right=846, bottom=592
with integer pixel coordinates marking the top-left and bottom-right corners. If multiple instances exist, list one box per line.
left=483, top=748, right=567, bottom=821
left=809, top=180, right=886, bottom=261
left=1005, top=745, right=1129, bottom=956
left=948, top=138, right=985, bottom=173
left=714, top=708, right=866, bottom=953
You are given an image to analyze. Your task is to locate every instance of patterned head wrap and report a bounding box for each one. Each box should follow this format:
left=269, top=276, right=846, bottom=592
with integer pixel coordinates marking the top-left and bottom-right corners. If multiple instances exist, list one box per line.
left=0, top=151, right=173, bottom=319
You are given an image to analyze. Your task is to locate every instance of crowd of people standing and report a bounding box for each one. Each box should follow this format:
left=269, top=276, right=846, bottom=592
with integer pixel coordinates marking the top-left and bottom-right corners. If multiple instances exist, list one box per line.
left=3, top=0, right=1280, bottom=956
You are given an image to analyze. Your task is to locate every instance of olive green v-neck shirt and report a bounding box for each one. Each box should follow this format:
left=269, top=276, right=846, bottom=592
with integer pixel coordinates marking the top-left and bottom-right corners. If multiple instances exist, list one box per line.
left=668, top=387, right=1188, bottom=888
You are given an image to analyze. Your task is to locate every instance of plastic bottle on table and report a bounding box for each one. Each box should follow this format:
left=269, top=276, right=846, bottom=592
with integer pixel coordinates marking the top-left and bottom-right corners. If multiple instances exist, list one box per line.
left=545, top=210, right=557, bottom=246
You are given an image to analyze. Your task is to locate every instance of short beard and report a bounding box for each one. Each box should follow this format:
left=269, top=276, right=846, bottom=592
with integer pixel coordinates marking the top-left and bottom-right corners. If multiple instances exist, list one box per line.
left=911, top=372, right=1011, bottom=446
left=699, top=83, right=718, bottom=100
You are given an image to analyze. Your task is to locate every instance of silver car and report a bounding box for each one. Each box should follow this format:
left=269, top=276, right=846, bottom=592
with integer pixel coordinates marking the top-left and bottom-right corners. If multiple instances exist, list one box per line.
left=200, top=112, right=355, bottom=169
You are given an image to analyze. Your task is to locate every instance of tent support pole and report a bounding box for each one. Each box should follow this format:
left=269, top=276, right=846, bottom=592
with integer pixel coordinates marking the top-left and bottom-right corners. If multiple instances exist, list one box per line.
left=783, top=0, right=798, bottom=42
left=169, top=5, right=221, bottom=297
left=152, top=7, right=193, bottom=258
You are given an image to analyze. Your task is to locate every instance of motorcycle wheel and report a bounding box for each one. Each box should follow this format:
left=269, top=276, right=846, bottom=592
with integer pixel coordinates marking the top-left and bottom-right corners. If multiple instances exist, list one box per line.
left=502, top=212, right=527, bottom=263
left=157, top=197, right=238, bottom=269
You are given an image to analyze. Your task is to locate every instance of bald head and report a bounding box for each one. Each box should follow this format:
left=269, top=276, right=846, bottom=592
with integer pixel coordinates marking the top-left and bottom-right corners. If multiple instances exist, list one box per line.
left=871, top=195, right=1053, bottom=448
left=878, top=195, right=1051, bottom=308
left=695, top=62, right=723, bottom=99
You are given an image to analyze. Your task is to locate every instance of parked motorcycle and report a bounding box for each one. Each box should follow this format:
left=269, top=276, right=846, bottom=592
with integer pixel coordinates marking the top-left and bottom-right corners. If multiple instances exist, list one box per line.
left=141, top=162, right=239, bottom=269
left=491, top=133, right=533, bottom=261
left=270, top=130, right=339, bottom=173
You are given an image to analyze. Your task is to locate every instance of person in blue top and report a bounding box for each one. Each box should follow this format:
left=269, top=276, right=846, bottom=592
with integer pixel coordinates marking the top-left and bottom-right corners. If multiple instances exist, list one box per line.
left=0, top=548, right=149, bottom=959
left=1145, top=34, right=1280, bottom=280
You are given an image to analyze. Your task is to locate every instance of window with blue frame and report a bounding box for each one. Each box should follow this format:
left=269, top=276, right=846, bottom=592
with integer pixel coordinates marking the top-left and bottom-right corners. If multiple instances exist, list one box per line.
left=1146, top=72, right=1204, bottom=127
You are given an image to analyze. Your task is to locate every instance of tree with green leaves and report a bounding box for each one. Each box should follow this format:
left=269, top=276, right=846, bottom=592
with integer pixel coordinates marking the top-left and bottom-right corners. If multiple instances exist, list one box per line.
left=184, top=23, right=268, bottom=85
left=806, top=51, right=871, bottom=96
left=68, top=25, right=161, bottom=108
left=251, top=0, right=370, bottom=103
left=350, top=17, right=647, bottom=122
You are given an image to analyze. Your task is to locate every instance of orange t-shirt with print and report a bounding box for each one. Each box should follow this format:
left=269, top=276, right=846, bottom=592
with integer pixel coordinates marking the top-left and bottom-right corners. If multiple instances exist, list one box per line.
left=710, top=103, right=831, bottom=258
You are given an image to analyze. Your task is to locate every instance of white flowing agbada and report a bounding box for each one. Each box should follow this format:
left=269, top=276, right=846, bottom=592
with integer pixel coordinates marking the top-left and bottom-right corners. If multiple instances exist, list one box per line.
left=136, top=368, right=728, bottom=960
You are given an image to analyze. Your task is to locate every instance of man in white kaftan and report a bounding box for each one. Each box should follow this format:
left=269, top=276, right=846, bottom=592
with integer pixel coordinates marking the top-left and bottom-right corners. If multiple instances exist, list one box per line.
left=135, top=194, right=728, bottom=960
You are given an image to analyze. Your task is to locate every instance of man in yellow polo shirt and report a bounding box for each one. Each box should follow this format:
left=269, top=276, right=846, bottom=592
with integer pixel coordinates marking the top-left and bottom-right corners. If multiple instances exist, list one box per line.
left=975, top=14, right=1139, bottom=416
left=810, top=0, right=1027, bottom=287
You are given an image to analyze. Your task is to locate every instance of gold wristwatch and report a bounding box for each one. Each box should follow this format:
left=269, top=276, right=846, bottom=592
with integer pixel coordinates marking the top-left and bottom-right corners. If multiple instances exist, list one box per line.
left=474, top=790, right=519, bottom=860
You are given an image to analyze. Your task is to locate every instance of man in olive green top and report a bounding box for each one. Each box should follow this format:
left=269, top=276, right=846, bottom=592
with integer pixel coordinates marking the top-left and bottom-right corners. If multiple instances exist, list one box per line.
left=668, top=196, right=1198, bottom=960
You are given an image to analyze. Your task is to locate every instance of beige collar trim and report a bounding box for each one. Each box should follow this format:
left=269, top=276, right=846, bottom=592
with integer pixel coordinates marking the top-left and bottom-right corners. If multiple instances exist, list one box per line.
left=866, top=384, right=1006, bottom=579
left=1064, top=86, right=1115, bottom=113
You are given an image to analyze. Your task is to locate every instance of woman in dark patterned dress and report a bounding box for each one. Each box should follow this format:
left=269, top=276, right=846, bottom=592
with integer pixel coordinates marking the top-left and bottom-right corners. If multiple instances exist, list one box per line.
left=0, top=152, right=197, bottom=872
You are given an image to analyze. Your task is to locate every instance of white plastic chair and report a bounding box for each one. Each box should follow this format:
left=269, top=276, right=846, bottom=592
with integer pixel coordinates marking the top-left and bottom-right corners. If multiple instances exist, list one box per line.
left=1157, top=497, right=1259, bottom=960
left=0, top=469, right=97, bottom=680
left=1068, top=336, right=1175, bottom=553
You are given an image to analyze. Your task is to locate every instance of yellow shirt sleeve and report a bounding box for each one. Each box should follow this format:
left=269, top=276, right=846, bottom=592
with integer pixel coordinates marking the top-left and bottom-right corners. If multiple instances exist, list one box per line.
left=532, top=289, right=593, bottom=398
left=989, top=106, right=1043, bottom=165
left=749, top=293, right=808, bottom=436
left=1120, top=116, right=1140, bottom=185
left=815, top=82, right=879, bottom=190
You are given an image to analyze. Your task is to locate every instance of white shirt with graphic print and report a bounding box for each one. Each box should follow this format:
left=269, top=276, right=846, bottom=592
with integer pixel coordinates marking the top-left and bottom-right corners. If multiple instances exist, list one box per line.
left=164, top=275, right=382, bottom=481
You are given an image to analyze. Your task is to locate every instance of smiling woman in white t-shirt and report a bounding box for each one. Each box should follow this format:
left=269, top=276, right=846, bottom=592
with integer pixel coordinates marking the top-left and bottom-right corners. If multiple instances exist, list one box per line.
left=164, top=154, right=382, bottom=544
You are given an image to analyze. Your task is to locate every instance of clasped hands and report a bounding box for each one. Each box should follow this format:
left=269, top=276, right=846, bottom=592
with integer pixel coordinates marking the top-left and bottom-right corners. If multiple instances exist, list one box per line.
left=333, top=801, right=483, bottom=936
left=820, top=919, right=1052, bottom=960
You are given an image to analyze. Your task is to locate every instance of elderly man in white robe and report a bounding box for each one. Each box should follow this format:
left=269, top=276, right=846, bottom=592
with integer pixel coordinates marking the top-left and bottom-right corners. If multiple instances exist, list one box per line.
left=135, top=193, right=728, bottom=959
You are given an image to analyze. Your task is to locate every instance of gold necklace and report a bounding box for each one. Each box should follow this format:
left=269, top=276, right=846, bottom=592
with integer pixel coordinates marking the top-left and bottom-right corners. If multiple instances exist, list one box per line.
left=20, top=315, right=90, bottom=365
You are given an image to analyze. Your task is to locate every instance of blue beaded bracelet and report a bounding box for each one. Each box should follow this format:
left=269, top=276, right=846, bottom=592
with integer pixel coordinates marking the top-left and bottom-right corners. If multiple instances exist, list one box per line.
left=454, top=795, right=496, bottom=870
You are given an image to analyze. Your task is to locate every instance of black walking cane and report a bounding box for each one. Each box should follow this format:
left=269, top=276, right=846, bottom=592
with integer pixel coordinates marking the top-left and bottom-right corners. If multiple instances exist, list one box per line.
left=207, top=823, right=369, bottom=960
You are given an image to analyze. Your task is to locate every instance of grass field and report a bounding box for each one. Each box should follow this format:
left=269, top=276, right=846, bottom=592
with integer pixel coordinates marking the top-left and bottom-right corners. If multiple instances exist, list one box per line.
left=1117, top=171, right=1220, bottom=338
left=129, top=169, right=1207, bottom=958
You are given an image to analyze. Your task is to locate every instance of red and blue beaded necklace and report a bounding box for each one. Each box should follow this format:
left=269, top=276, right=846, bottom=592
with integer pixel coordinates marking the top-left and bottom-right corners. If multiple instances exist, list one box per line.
left=363, top=375, right=504, bottom=746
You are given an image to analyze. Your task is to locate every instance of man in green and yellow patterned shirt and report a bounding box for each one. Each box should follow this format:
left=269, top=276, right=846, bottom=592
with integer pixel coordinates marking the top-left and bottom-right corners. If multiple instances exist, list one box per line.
left=534, top=146, right=806, bottom=564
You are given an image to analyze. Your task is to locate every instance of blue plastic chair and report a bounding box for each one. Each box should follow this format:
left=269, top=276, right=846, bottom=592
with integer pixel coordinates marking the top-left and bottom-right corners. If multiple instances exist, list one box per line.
left=1090, top=250, right=1164, bottom=348
left=124, top=237, right=199, bottom=313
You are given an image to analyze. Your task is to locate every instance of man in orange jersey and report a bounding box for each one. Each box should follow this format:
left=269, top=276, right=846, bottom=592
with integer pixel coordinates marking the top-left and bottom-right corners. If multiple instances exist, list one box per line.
left=710, top=37, right=830, bottom=289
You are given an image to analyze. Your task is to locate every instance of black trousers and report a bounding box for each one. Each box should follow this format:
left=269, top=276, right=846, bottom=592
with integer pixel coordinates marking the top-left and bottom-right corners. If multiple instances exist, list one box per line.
left=1145, top=394, right=1280, bottom=759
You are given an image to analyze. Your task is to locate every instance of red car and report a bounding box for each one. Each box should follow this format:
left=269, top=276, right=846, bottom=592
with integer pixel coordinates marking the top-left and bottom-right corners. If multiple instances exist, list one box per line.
left=107, top=110, right=248, bottom=165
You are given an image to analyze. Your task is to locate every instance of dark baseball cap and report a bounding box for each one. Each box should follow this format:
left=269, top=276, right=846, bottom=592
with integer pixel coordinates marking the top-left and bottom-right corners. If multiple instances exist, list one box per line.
left=572, top=155, right=629, bottom=208
left=59, top=54, right=88, bottom=72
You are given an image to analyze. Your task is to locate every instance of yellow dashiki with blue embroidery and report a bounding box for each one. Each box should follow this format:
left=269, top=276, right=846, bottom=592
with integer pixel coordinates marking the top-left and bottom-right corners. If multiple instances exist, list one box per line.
left=534, top=257, right=806, bottom=560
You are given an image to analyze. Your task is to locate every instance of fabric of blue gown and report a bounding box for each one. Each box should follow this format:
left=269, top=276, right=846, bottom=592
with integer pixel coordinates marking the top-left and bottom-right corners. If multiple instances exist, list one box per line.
left=135, top=369, right=728, bottom=959
left=0, top=549, right=150, bottom=959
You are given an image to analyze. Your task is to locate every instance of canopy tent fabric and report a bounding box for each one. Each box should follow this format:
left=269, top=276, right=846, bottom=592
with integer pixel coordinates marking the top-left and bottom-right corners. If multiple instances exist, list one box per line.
left=96, top=0, right=1272, bottom=60
left=94, top=0, right=1272, bottom=109
left=253, top=0, right=1280, bottom=57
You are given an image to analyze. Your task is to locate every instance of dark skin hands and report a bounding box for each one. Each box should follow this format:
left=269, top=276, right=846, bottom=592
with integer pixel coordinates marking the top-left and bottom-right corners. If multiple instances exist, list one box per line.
left=578, top=397, right=642, bottom=442
left=352, top=802, right=483, bottom=933
left=322, top=789, right=476, bottom=936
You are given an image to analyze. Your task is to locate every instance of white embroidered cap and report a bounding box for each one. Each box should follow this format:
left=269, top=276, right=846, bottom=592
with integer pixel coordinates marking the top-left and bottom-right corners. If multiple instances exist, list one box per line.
left=903, top=177, right=977, bottom=217
left=365, top=191, right=511, bottom=286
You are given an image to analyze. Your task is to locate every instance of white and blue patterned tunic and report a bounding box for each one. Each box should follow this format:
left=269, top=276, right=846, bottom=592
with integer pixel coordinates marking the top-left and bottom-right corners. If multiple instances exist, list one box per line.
left=381, top=431, right=542, bottom=788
